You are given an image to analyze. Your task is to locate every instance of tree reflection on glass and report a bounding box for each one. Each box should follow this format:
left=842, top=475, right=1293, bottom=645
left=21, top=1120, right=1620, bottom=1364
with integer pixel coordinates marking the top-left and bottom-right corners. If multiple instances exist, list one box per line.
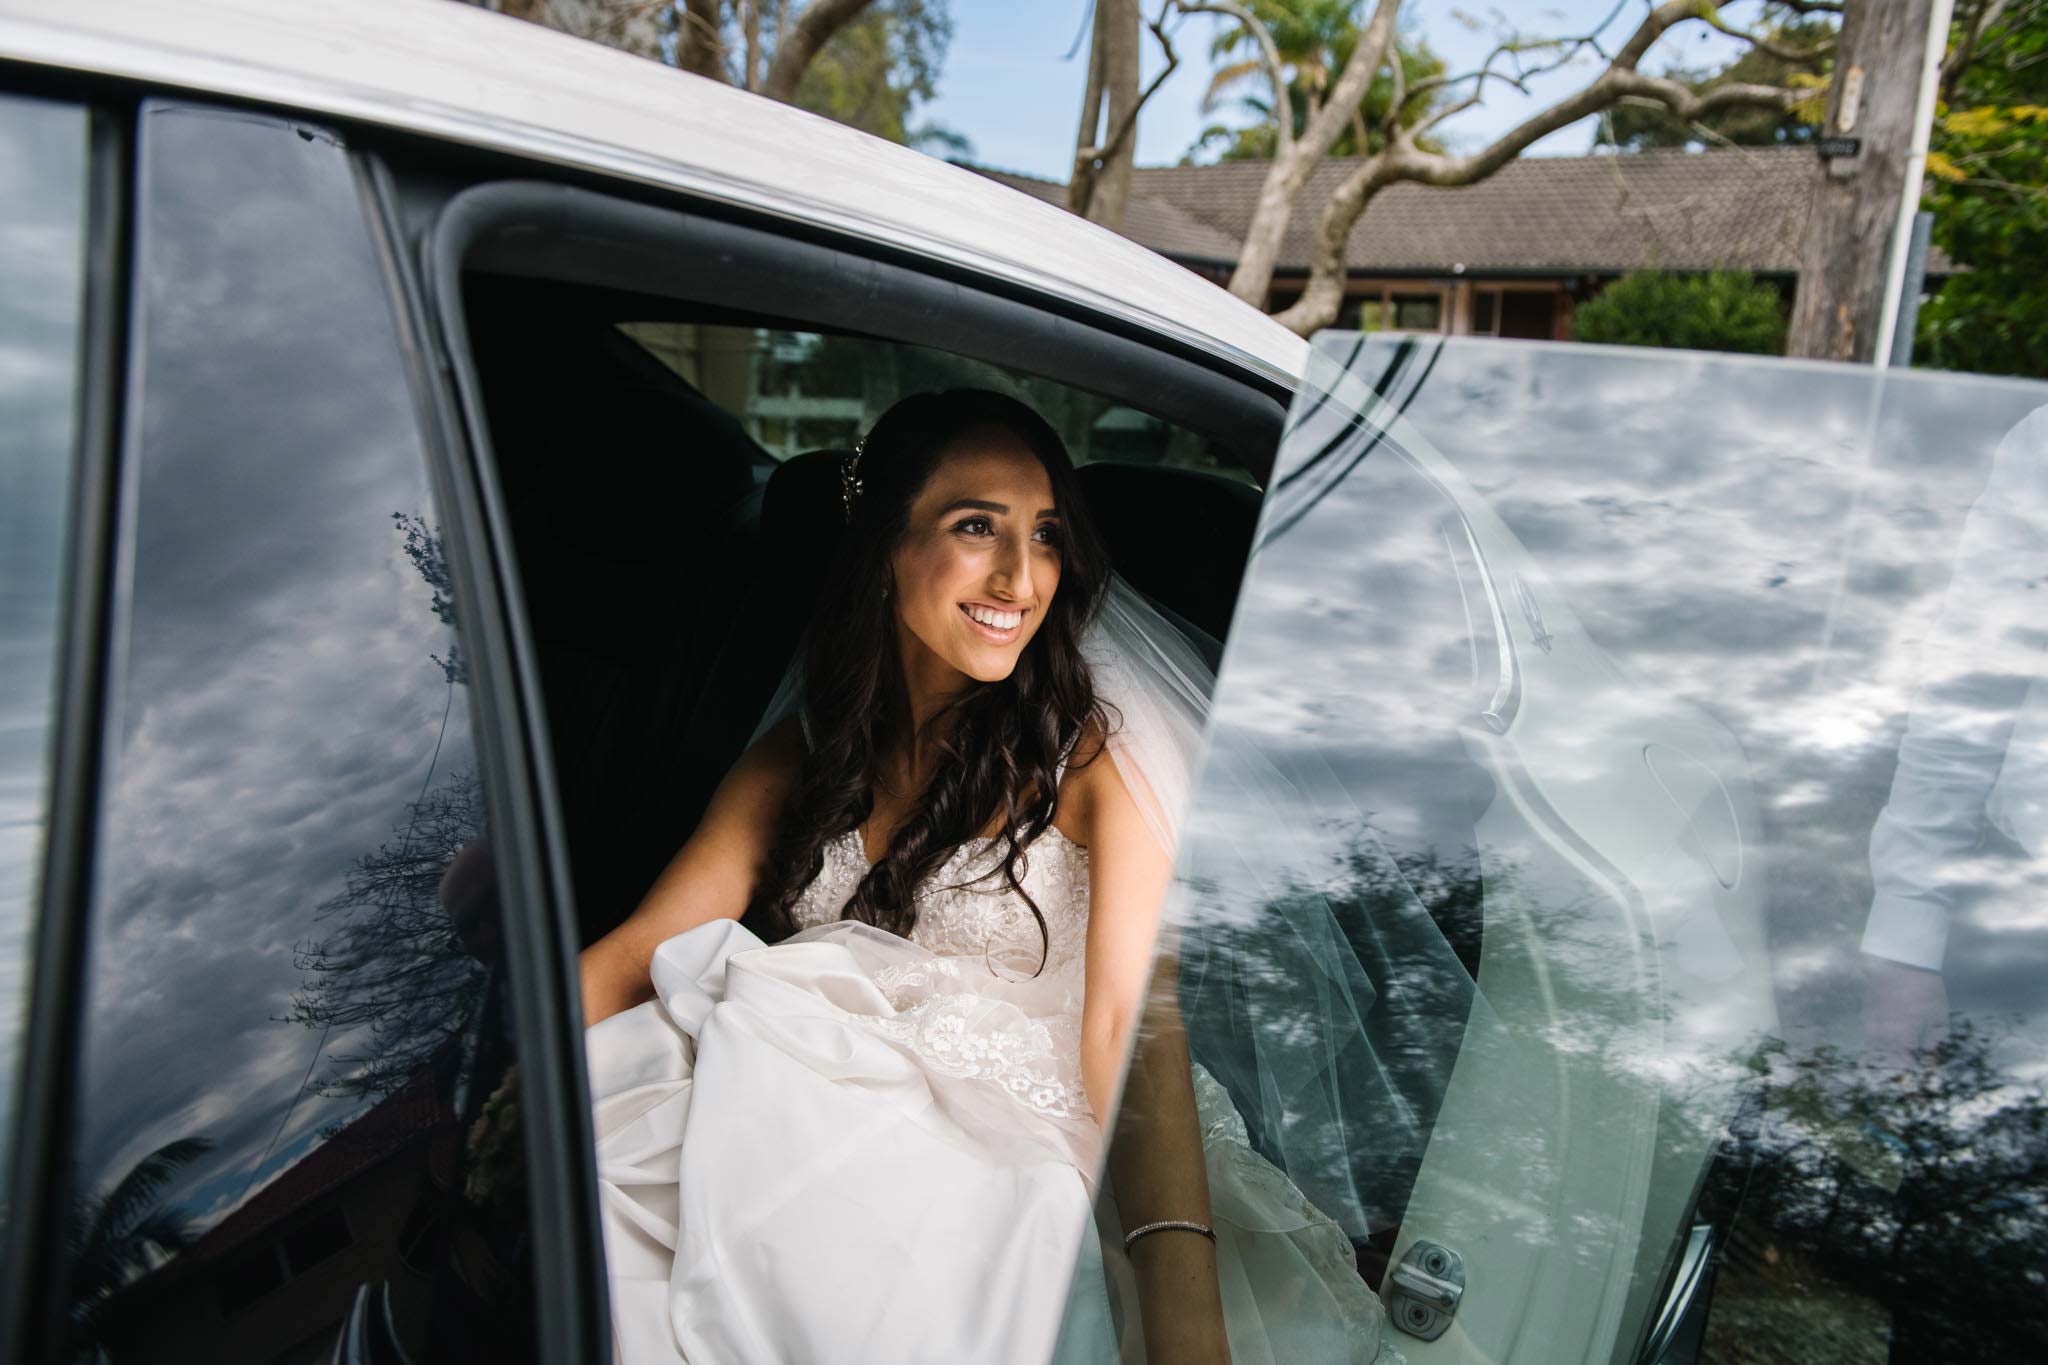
left=284, top=516, right=486, bottom=1104
left=63, top=1136, right=216, bottom=1359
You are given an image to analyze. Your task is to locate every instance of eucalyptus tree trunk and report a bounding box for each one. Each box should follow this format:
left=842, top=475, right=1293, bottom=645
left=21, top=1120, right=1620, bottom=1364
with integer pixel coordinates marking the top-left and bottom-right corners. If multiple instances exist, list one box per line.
left=1786, top=0, right=1939, bottom=363
left=1070, top=0, right=1143, bottom=231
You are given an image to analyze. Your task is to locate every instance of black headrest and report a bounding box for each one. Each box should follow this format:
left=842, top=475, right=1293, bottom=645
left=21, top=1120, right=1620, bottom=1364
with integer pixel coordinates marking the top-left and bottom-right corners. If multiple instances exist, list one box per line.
left=1077, top=462, right=1258, bottom=644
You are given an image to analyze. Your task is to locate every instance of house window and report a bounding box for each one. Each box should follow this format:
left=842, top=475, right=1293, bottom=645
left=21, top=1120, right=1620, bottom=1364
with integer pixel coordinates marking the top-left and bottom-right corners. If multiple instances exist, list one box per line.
left=1472, top=290, right=1500, bottom=336
left=1392, top=293, right=1442, bottom=331
left=1351, top=285, right=1449, bottom=334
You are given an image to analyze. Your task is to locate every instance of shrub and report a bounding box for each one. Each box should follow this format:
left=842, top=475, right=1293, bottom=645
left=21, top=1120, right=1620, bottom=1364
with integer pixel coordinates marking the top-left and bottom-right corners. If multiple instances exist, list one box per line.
left=1572, top=270, right=1787, bottom=354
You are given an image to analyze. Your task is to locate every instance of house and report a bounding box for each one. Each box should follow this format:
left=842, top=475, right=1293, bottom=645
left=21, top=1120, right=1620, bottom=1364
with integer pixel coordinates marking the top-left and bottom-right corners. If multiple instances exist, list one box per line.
left=972, top=147, right=1947, bottom=340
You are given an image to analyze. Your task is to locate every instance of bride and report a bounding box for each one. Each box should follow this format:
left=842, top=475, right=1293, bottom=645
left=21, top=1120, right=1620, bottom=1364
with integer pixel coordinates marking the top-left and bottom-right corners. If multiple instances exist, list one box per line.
left=578, top=389, right=1396, bottom=1363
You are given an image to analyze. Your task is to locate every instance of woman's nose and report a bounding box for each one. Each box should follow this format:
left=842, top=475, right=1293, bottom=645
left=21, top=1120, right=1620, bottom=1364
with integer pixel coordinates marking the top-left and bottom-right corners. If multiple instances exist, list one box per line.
left=991, top=533, right=1032, bottom=597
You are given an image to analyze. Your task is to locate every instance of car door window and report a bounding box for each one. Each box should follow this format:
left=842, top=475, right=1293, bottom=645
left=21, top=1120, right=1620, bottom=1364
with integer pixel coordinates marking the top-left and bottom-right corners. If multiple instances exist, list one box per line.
left=62, top=102, right=539, bottom=1364
left=0, top=91, right=90, bottom=1244
left=1079, top=333, right=2048, bottom=1363
left=616, top=322, right=1256, bottom=481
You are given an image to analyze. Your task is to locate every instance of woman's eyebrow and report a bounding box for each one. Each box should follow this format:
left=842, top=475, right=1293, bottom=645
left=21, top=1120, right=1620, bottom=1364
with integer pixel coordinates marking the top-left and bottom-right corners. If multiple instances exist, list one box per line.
left=938, top=498, right=1061, bottom=518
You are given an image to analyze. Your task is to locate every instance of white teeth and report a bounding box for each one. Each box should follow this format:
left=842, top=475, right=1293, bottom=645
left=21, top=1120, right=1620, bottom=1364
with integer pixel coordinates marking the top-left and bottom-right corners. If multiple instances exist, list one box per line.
left=964, top=605, right=1022, bottom=631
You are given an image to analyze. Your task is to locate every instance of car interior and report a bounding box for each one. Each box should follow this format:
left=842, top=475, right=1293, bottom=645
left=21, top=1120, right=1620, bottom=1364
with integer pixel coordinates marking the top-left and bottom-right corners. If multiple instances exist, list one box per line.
left=440, top=183, right=1283, bottom=951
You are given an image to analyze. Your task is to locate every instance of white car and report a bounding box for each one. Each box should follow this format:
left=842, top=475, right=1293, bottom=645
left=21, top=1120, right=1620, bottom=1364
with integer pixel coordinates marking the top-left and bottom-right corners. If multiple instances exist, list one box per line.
left=4, top=3, right=2044, bottom=1363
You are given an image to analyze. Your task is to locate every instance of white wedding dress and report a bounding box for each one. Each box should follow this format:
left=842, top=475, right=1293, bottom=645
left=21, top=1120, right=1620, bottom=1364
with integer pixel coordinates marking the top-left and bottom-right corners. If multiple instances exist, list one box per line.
left=584, top=804, right=1400, bottom=1364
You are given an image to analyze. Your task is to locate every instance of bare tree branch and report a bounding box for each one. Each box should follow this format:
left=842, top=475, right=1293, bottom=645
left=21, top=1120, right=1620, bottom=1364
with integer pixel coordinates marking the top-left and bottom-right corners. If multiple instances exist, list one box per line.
left=679, top=0, right=728, bottom=81
left=1697, top=7, right=1835, bottom=65
left=1187, top=0, right=1399, bottom=307
left=1271, top=0, right=1812, bottom=336
left=1080, top=4, right=1181, bottom=188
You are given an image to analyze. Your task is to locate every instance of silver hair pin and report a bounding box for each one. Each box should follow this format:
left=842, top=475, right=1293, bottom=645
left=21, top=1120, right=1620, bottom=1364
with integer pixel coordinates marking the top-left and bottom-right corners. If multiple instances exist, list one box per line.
left=840, top=434, right=867, bottom=524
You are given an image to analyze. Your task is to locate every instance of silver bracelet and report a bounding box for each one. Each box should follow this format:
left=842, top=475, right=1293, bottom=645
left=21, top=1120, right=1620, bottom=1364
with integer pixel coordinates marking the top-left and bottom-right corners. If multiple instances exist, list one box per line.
left=1122, top=1219, right=1216, bottom=1252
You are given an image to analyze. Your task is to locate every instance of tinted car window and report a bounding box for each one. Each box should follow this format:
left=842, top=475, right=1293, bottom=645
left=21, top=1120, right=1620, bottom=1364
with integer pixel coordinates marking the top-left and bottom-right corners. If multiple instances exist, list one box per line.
left=63, top=103, right=536, bottom=1363
left=616, top=321, right=1256, bottom=482
left=0, top=92, right=89, bottom=1244
left=1073, top=334, right=2048, bottom=1363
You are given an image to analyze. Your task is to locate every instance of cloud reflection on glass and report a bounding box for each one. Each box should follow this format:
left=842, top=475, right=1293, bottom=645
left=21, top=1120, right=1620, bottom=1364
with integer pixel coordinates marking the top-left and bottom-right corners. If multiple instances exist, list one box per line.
left=1098, top=333, right=2048, bottom=1361
left=62, top=104, right=532, bottom=1361
left=0, top=92, right=89, bottom=1231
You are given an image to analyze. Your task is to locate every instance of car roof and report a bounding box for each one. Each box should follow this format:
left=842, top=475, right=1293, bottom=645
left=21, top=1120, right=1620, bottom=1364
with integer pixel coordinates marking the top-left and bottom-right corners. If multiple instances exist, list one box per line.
left=0, top=0, right=1307, bottom=389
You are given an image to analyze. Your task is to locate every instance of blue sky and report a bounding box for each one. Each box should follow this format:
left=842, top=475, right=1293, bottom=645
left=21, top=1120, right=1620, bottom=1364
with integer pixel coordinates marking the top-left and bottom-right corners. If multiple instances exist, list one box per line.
left=924, top=1, right=1755, bottom=179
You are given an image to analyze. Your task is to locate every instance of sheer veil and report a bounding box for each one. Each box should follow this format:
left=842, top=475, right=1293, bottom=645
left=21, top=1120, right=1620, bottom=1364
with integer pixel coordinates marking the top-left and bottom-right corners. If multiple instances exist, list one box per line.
left=747, top=568, right=1472, bottom=1243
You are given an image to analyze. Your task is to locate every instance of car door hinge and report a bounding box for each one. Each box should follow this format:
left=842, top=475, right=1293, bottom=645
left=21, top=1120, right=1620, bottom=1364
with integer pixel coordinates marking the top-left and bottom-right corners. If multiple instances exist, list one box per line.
left=1388, top=1240, right=1465, bottom=1341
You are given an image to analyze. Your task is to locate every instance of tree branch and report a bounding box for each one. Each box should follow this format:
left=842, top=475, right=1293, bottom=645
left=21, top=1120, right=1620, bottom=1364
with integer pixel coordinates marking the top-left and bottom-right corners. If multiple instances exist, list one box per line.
left=762, top=0, right=876, bottom=102
left=1697, top=7, right=1836, bottom=66
left=679, top=0, right=727, bottom=82
left=1172, top=0, right=1295, bottom=162
left=1942, top=0, right=2014, bottom=101
left=1072, top=1, right=1181, bottom=217
left=1099, top=4, right=1182, bottom=171
left=1271, top=0, right=1808, bottom=336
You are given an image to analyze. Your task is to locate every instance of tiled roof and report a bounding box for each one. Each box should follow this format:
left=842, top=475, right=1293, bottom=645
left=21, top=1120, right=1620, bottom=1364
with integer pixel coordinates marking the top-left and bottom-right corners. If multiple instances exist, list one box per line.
left=971, top=149, right=1947, bottom=277
left=973, top=166, right=1245, bottom=264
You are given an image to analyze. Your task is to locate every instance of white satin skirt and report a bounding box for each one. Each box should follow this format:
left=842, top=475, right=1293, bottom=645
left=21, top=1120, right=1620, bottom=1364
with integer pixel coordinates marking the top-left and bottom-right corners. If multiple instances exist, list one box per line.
left=585, top=919, right=1394, bottom=1364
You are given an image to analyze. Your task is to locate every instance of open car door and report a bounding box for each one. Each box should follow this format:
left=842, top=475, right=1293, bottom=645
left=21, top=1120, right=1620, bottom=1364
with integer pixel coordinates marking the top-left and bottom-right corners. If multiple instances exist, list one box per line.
left=1069, top=334, right=2048, bottom=1365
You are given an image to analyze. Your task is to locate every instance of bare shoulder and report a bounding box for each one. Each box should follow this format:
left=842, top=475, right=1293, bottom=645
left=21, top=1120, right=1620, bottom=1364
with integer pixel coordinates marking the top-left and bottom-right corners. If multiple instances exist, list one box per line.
left=1052, top=710, right=1136, bottom=847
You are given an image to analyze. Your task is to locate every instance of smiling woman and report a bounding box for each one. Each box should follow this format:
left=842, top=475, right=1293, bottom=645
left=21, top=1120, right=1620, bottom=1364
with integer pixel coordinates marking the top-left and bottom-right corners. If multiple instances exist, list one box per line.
left=576, top=385, right=1395, bottom=1363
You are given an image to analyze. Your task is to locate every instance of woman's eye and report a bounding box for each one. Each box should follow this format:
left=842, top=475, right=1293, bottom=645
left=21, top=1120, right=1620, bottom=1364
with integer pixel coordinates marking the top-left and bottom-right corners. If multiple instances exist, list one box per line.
left=952, top=516, right=993, bottom=536
left=1032, top=524, right=1063, bottom=546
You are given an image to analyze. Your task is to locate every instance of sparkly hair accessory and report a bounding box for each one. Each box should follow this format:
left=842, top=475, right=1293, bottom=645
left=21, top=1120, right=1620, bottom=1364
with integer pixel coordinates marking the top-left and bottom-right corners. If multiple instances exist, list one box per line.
left=840, top=433, right=867, bottom=524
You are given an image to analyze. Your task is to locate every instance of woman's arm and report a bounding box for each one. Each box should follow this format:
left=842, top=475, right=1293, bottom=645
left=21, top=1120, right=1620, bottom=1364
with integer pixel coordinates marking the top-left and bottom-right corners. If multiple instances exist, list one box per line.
left=1070, top=739, right=1231, bottom=1363
left=578, top=716, right=802, bottom=1028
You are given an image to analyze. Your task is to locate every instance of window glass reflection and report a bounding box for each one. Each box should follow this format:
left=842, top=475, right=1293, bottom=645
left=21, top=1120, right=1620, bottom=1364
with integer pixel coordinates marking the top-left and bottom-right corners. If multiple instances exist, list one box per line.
left=65, top=104, right=535, bottom=1364
left=1080, top=334, right=2048, bottom=1363
left=0, top=92, right=89, bottom=1248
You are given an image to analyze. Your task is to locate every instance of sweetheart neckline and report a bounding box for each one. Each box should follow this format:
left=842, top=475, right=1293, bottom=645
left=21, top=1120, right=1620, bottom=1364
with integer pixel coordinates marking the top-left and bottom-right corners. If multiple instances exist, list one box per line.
left=836, top=822, right=1089, bottom=872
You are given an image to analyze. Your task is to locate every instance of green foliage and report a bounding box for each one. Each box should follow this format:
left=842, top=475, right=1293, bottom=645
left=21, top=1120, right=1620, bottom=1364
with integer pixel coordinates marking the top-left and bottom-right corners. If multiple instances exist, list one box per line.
left=1572, top=270, right=1788, bottom=354
left=1915, top=1, right=2048, bottom=379
left=792, top=0, right=963, bottom=151
left=1183, top=0, right=1445, bottom=162
left=1597, top=11, right=1834, bottom=150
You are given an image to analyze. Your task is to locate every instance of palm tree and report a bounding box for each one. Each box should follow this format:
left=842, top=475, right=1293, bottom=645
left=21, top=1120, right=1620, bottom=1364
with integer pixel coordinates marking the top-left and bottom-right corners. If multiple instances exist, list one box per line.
left=65, top=1136, right=215, bottom=1358
left=1187, top=0, right=1444, bottom=162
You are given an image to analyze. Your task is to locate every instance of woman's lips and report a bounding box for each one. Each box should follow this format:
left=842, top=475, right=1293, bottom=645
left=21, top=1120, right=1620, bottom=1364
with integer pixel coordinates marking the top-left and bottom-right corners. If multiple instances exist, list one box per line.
left=958, top=601, right=1023, bottom=643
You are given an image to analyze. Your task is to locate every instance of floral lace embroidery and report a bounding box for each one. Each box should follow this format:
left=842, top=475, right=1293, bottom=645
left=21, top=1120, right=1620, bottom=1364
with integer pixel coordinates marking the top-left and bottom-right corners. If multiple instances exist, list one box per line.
left=858, top=1001, right=1090, bottom=1121
left=790, top=826, right=1092, bottom=980
left=788, top=824, right=1094, bottom=1121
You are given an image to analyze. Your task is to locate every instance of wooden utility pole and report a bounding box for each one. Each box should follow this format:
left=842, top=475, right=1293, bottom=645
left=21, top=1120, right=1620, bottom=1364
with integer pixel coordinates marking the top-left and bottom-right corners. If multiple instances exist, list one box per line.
left=1786, top=0, right=1942, bottom=363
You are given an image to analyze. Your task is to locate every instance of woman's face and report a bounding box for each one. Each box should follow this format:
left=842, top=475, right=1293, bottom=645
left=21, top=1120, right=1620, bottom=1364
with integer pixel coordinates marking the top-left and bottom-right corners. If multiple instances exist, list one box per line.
left=889, top=426, right=1063, bottom=688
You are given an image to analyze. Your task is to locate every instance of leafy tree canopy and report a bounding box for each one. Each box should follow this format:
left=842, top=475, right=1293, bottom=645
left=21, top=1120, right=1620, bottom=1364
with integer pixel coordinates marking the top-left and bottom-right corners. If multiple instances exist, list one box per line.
left=1573, top=269, right=1788, bottom=354
left=1915, top=0, right=2048, bottom=379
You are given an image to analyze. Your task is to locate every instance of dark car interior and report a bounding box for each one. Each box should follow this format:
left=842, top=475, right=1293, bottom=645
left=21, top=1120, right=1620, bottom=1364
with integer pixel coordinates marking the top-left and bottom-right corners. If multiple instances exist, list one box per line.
left=458, top=270, right=1272, bottom=949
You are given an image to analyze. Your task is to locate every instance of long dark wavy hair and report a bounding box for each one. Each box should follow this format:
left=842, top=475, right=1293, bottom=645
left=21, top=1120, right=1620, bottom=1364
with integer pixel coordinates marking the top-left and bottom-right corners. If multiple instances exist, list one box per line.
left=748, top=389, right=1114, bottom=967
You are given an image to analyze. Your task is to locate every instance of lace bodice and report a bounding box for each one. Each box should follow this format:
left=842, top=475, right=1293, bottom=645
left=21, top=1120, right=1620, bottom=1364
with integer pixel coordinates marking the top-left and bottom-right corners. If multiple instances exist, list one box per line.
left=789, top=825, right=1093, bottom=980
